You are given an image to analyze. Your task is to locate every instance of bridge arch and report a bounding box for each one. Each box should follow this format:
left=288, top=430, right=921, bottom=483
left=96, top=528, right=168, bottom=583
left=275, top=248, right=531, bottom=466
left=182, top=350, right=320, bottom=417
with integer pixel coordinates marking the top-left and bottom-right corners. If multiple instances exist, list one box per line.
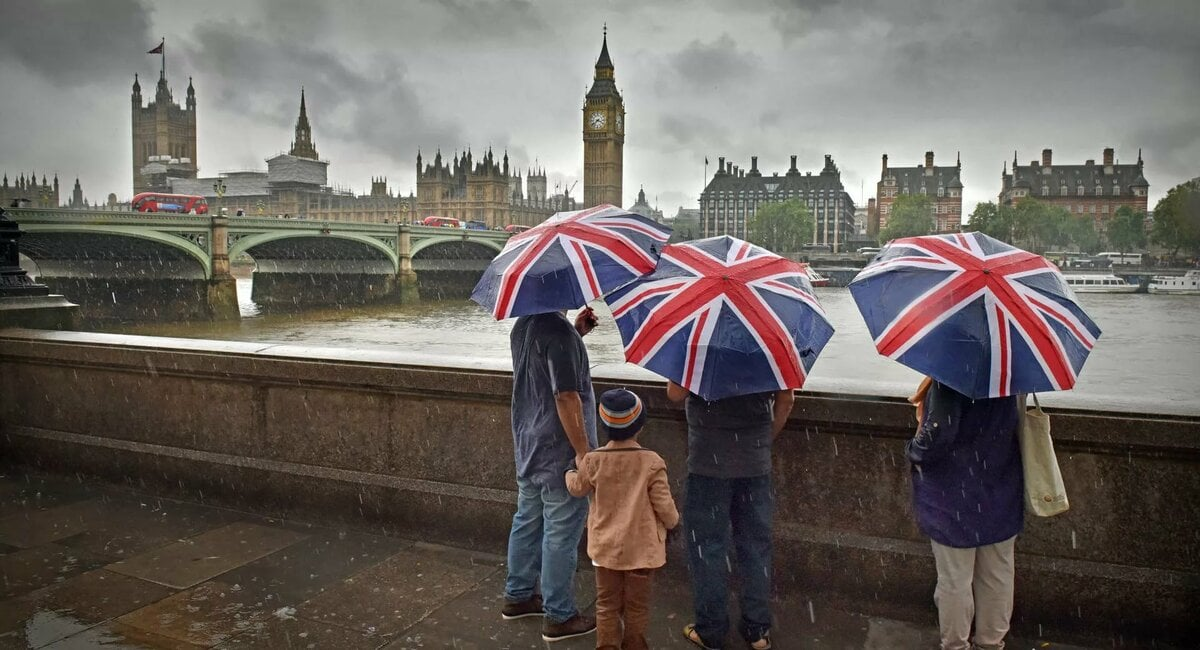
left=18, top=224, right=212, bottom=279
left=230, top=231, right=399, bottom=272
left=410, top=234, right=505, bottom=258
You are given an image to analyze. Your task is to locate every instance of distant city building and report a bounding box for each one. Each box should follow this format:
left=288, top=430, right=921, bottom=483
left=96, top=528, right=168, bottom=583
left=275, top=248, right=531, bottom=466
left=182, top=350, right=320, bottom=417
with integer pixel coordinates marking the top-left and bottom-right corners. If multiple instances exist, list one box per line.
left=874, top=151, right=963, bottom=235
left=583, top=29, right=624, bottom=208
left=416, top=150, right=575, bottom=227
left=854, top=204, right=868, bottom=235
left=999, top=148, right=1149, bottom=229
left=1, top=172, right=59, bottom=208
left=699, top=154, right=856, bottom=252
left=69, top=178, right=85, bottom=208
left=668, top=207, right=701, bottom=243
left=171, top=92, right=412, bottom=222
left=627, top=186, right=662, bottom=222
left=132, top=70, right=197, bottom=196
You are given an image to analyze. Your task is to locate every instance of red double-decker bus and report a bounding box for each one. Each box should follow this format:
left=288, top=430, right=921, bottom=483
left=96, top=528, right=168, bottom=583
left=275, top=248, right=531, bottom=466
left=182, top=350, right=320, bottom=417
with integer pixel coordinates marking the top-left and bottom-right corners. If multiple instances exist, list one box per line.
left=132, top=193, right=209, bottom=215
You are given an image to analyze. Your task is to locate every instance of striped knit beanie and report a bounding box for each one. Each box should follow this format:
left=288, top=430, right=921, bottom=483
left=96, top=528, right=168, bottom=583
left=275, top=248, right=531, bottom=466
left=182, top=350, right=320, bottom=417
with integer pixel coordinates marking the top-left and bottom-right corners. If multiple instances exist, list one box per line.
left=598, top=388, right=646, bottom=440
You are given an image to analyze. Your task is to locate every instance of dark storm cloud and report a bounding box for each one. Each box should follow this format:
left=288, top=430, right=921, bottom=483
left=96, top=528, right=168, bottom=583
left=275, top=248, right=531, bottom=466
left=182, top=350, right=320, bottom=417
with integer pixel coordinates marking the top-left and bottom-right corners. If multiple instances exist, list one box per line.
left=668, top=34, right=761, bottom=87
left=0, top=0, right=153, bottom=85
left=183, top=19, right=463, bottom=167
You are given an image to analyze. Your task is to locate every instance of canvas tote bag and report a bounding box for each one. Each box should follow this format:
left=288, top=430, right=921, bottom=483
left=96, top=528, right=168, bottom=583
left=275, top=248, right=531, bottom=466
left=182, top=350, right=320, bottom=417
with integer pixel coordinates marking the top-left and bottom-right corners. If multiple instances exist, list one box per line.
left=1019, top=394, right=1069, bottom=517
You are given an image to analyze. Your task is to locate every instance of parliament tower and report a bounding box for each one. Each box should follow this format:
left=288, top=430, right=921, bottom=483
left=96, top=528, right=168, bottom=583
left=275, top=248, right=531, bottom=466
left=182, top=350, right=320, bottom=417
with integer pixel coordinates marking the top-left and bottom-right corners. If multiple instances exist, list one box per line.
left=131, top=68, right=197, bottom=196
left=582, top=28, right=624, bottom=208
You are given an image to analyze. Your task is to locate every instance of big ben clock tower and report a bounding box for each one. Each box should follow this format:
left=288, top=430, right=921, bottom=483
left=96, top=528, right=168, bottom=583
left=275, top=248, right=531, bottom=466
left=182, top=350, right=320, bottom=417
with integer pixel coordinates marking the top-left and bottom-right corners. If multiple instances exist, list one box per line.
left=583, top=27, right=624, bottom=208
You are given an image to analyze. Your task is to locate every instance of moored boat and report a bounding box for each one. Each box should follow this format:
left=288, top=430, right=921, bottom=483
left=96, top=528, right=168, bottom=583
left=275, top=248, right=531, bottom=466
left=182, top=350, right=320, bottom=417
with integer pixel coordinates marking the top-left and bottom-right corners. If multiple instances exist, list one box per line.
left=805, top=267, right=830, bottom=287
left=1149, top=269, right=1200, bottom=295
left=1062, top=274, right=1138, bottom=293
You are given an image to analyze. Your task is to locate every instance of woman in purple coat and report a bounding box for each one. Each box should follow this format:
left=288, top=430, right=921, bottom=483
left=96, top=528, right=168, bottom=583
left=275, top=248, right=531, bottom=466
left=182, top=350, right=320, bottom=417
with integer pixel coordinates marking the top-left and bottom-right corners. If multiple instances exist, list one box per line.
left=907, top=378, right=1023, bottom=650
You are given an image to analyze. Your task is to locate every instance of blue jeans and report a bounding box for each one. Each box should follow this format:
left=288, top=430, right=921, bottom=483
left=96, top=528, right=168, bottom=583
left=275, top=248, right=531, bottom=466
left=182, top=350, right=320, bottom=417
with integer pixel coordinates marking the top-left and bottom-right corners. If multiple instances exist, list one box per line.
left=685, top=473, right=774, bottom=648
left=504, top=477, right=589, bottom=624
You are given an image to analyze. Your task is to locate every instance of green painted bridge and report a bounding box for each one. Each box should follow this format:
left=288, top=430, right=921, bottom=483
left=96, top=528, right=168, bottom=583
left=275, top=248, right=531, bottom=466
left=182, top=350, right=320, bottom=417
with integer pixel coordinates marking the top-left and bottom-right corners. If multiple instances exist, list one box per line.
left=8, top=208, right=513, bottom=321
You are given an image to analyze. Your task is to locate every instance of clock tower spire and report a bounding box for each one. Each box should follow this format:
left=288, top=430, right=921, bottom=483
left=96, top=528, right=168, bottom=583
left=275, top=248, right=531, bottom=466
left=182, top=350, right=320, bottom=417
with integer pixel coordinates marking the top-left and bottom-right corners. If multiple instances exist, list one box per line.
left=583, top=25, right=624, bottom=209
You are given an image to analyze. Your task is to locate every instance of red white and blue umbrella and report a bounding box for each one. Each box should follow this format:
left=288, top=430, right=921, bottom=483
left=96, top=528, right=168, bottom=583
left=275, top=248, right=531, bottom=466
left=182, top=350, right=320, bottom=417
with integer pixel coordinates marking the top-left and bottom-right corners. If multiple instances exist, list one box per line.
left=604, top=236, right=834, bottom=401
left=849, top=231, right=1101, bottom=399
left=471, top=205, right=672, bottom=320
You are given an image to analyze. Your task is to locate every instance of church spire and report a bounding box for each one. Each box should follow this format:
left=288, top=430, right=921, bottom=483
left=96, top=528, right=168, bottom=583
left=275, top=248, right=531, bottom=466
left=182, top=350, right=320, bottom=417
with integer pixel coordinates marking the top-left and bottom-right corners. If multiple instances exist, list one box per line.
left=289, top=88, right=319, bottom=159
left=595, top=23, right=613, bottom=71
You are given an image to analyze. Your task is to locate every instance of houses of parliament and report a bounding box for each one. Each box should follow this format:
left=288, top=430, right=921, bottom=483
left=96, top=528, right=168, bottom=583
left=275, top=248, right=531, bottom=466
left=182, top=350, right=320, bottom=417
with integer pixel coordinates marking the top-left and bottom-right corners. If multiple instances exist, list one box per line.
left=123, top=31, right=624, bottom=227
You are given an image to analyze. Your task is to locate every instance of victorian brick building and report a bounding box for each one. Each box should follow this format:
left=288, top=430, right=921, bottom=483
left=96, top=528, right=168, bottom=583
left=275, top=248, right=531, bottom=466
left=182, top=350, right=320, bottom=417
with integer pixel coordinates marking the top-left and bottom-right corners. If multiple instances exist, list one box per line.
left=873, top=151, right=963, bottom=236
left=999, top=148, right=1149, bottom=229
left=699, top=154, right=856, bottom=251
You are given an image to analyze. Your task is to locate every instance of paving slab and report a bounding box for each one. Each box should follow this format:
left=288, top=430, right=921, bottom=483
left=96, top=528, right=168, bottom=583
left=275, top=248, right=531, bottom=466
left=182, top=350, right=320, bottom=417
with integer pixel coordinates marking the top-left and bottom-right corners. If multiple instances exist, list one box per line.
left=210, top=531, right=410, bottom=610
left=0, top=543, right=108, bottom=600
left=0, top=568, right=175, bottom=649
left=106, top=522, right=308, bottom=589
left=0, top=499, right=108, bottom=548
left=54, top=496, right=244, bottom=561
left=43, top=622, right=204, bottom=649
left=115, top=580, right=272, bottom=648
left=384, top=568, right=599, bottom=649
left=297, top=544, right=499, bottom=643
left=0, top=474, right=97, bottom=521
left=213, top=615, right=387, bottom=649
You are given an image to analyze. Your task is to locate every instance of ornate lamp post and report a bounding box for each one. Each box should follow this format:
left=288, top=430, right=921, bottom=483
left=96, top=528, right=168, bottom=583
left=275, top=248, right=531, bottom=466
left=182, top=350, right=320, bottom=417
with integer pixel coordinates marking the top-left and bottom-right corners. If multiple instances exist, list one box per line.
left=212, top=178, right=227, bottom=216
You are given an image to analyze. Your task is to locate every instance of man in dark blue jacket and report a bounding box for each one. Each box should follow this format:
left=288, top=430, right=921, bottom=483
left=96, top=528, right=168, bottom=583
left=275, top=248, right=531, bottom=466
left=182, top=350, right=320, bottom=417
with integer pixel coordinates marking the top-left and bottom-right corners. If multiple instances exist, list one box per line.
left=907, top=379, right=1022, bottom=650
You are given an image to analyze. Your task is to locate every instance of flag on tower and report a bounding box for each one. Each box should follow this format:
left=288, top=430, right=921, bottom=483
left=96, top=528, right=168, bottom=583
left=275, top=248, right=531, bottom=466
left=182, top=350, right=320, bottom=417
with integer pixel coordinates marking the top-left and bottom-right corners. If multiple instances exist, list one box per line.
left=148, top=39, right=164, bottom=54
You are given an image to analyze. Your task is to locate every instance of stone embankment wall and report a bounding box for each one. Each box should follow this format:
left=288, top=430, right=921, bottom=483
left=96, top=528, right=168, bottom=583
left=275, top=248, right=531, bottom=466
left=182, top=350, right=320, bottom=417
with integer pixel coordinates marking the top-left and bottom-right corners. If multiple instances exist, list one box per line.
left=1, top=330, right=1196, bottom=646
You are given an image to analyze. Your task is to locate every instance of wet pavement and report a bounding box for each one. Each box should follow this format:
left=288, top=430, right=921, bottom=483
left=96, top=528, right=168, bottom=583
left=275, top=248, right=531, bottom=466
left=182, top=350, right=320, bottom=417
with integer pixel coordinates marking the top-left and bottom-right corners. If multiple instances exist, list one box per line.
left=0, top=470, right=1103, bottom=649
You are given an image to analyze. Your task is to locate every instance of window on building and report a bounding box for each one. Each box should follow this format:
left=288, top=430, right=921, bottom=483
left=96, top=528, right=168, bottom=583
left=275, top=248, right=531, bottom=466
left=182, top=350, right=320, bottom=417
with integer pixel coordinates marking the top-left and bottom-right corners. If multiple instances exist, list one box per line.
left=937, top=187, right=944, bottom=197
left=1077, top=185, right=1085, bottom=196
left=1095, top=185, right=1103, bottom=196
left=1101, top=205, right=1108, bottom=214
left=1089, top=205, right=1096, bottom=213
left=1061, top=186, right=1069, bottom=196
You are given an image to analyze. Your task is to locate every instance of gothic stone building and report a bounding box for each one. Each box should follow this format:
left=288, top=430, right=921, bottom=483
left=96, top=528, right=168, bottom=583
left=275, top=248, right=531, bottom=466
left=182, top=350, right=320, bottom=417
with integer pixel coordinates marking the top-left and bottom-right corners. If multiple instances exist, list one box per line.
left=999, top=148, right=1149, bottom=230
left=874, top=151, right=964, bottom=236
left=172, top=91, right=413, bottom=222
left=415, top=149, right=574, bottom=227
left=700, top=154, right=857, bottom=252
left=1, top=173, right=59, bottom=208
left=583, top=31, right=624, bottom=208
left=132, top=71, right=197, bottom=196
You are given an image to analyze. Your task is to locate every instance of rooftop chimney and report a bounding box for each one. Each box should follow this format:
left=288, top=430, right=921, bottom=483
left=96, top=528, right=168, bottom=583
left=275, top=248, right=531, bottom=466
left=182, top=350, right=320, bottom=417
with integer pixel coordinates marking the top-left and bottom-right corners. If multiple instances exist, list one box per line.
left=881, top=154, right=888, bottom=176
left=925, top=151, right=934, bottom=168
left=718, top=156, right=725, bottom=174
left=1042, top=149, right=1053, bottom=167
left=790, top=155, right=798, bottom=173
left=750, top=156, right=758, bottom=173
left=1103, top=147, right=1114, bottom=166
left=726, top=161, right=733, bottom=175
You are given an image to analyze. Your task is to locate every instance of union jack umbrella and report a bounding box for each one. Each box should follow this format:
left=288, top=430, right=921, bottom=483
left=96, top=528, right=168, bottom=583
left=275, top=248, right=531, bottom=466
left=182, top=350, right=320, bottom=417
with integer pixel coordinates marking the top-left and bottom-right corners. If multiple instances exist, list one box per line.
left=849, top=232, right=1101, bottom=399
left=604, top=236, right=834, bottom=401
left=471, top=205, right=672, bottom=319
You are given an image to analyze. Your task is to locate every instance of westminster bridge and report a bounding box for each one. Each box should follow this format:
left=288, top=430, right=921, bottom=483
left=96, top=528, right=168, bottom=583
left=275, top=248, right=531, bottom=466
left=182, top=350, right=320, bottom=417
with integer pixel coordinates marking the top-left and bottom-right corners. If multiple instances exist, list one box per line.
left=7, top=208, right=511, bottom=321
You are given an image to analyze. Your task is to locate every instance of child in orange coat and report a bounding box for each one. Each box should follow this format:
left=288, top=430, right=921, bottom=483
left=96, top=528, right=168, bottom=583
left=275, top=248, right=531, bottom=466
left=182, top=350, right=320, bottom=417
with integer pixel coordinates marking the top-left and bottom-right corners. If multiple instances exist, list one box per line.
left=566, top=388, right=679, bottom=650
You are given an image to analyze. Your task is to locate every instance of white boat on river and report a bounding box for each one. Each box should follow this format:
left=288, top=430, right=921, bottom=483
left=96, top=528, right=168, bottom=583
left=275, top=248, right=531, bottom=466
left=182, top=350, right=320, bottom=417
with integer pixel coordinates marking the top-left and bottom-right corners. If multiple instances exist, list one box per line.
left=1149, top=270, right=1200, bottom=295
left=1063, top=274, right=1138, bottom=293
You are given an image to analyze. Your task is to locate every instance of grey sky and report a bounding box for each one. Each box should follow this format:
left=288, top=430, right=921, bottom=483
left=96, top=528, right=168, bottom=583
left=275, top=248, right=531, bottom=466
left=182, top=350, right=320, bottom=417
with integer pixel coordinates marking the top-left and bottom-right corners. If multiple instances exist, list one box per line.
left=1, top=0, right=1197, bottom=215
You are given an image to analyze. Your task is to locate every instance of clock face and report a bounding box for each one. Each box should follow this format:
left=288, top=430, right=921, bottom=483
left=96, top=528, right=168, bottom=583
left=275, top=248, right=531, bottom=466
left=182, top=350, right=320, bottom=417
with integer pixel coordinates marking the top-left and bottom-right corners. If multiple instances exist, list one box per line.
left=589, top=111, right=606, bottom=130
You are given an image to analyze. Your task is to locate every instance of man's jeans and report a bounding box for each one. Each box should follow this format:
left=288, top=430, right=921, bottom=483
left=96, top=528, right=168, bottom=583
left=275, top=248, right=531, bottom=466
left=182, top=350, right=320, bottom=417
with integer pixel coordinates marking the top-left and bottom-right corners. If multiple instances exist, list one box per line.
left=685, top=473, right=773, bottom=648
left=504, top=477, right=589, bottom=624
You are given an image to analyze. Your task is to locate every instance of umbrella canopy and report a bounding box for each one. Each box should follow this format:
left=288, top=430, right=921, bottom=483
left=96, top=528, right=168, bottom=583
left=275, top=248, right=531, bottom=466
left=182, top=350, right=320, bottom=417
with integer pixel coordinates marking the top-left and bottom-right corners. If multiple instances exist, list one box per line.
left=471, top=205, right=672, bottom=319
left=849, top=231, right=1101, bottom=398
left=605, top=236, right=834, bottom=401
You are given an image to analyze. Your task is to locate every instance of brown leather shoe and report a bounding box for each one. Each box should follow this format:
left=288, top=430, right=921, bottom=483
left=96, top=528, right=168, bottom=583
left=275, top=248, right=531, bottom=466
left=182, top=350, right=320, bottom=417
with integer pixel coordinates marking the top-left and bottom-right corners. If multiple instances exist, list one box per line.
left=501, top=594, right=544, bottom=620
left=542, top=614, right=597, bottom=642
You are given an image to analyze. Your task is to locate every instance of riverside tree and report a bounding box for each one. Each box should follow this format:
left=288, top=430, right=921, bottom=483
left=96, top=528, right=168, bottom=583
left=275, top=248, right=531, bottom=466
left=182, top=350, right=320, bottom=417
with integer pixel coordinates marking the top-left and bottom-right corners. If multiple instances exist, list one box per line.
left=1151, top=179, right=1200, bottom=261
left=879, top=194, right=935, bottom=243
left=745, top=199, right=814, bottom=254
left=1107, top=206, right=1148, bottom=255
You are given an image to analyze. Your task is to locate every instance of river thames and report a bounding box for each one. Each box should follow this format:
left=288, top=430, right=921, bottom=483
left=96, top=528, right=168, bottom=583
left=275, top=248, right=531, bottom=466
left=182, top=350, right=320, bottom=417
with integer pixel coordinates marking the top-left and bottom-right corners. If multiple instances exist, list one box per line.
left=108, top=279, right=1200, bottom=415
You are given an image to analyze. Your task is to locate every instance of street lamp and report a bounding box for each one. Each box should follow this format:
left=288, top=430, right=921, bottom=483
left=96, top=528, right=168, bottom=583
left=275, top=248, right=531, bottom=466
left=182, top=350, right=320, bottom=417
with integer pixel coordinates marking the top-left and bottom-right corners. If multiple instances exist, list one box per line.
left=212, top=179, right=227, bottom=216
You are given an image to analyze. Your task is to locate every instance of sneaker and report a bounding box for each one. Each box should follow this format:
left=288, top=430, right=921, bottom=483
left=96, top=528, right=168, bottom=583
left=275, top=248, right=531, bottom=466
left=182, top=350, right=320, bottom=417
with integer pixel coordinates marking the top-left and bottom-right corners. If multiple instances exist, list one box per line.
left=542, top=614, right=597, bottom=642
left=501, top=594, right=544, bottom=620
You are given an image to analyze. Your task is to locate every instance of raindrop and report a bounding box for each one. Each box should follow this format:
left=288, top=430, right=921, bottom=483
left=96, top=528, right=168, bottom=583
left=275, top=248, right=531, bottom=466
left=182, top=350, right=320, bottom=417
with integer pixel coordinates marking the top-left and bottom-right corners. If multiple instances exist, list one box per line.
left=807, top=600, right=815, bottom=623
left=1071, top=530, right=1077, bottom=550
